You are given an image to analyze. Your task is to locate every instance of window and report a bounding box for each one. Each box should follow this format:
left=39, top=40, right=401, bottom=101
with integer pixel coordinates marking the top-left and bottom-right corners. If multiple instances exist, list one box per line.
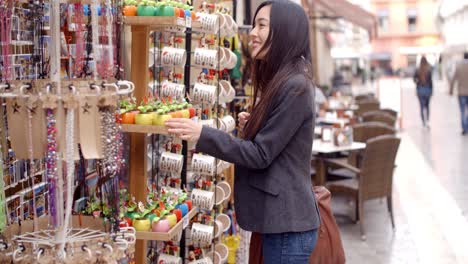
left=377, top=10, right=389, bottom=32
left=407, top=9, right=418, bottom=32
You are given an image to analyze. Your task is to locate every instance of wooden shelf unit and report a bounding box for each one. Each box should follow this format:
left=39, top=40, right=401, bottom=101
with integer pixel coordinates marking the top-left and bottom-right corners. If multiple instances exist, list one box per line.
left=124, top=16, right=187, bottom=29
left=121, top=124, right=169, bottom=135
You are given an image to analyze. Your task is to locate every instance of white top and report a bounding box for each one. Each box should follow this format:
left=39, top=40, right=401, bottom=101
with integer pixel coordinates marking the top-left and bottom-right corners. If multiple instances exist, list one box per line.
left=312, top=140, right=366, bottom=154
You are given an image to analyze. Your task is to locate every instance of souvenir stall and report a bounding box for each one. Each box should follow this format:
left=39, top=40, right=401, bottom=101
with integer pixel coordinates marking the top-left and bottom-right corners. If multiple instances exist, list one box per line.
left=0, top=0, right=242, bottom=263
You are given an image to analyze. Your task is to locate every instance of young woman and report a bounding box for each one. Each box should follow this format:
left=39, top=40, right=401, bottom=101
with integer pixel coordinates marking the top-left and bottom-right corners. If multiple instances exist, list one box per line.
left=414, top=56, right=433, bottom=128
left=166, top=0, right=320, bottom=262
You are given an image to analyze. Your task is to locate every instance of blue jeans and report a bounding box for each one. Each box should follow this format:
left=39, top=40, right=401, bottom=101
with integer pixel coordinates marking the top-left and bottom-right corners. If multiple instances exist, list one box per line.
left=262, top=229, right=318, bottom=264
left=459, top=96, right=468, bottom=132
left=417, top=94, right=431, bottom=125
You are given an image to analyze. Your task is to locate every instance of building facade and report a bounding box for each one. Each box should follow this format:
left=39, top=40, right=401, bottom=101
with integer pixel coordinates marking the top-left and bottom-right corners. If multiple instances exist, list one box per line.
left=370, top=0, right=441, bottom=75
left=436, top=1, right=468, bottom=78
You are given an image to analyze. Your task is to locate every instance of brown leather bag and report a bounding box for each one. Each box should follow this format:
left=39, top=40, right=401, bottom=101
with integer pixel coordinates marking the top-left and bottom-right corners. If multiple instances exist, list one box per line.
left=249, top=186, right=345, bottom=264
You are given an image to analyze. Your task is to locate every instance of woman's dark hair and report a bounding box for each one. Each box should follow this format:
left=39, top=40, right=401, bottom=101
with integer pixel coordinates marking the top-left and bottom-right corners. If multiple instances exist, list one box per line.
left=243, top=0, right=313, bottom=139
left=417, top=56, right=430, bottom=85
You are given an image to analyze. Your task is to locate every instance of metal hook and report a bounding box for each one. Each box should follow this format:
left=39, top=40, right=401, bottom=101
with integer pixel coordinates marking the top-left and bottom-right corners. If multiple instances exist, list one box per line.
left=45, top=83, right=53, bottom=94
left=89, top=84, right=102, bottom=94
left=82, top=245, right=92, bottom=259
left=12, top=244, right=26, bottom=262
left=99, top=242, right=113, bottom=253
left=0, top=241, right=8, bottom=251
left=36, top=248, right=44, bottom=260
left=68, top=84, right=77, bottom=94
left=19, top=83, right=32, bottom=95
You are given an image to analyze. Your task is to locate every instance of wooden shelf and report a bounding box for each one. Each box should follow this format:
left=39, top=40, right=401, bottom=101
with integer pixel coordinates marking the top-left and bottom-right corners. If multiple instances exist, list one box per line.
left=124, top=16, right=187, bottom=28
left=121, top=124, right=169, bottom=135
left=136, top=207, right=198, bottom=241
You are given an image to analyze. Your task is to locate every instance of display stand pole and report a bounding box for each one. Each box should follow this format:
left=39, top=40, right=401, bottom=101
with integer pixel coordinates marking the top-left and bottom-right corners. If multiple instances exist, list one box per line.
left=129, top=25, right=150, bottom=264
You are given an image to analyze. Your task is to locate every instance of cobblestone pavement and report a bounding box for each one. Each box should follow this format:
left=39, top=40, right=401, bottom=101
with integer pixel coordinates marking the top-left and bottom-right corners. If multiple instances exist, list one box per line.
left=336, top=78, right=468, bottom=264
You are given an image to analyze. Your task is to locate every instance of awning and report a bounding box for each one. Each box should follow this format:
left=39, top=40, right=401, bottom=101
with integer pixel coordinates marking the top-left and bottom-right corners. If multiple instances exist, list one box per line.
left=307, top=0, right=378, bottom=39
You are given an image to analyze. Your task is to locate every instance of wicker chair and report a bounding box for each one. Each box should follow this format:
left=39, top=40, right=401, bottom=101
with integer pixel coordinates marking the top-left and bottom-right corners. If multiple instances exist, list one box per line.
left=356, top=100, right=380, bottom=117
left=361, top=112, right=397, bottom=127
left=326, top=135, right=401, bottom=240
left=327, top=122, right=396, bottom=178
left=379, top=108, right=398, bottom=119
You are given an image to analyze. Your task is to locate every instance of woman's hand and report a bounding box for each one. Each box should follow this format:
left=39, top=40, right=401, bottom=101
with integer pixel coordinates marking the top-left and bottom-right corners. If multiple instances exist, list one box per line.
left=165, top=118, right=203, bottom=142
left=238, top=112, right=250, bottom=130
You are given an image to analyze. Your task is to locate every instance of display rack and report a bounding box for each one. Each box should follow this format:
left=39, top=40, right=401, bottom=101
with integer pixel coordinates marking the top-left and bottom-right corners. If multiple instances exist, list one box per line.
left=125, top=15, right=192, bottom=264
left=135, top=207, right=198, bottom=241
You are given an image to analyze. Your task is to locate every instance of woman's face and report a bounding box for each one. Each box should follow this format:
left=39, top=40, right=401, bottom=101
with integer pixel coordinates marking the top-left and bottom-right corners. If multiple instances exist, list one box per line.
left=250, top=5, right=271, bottom=59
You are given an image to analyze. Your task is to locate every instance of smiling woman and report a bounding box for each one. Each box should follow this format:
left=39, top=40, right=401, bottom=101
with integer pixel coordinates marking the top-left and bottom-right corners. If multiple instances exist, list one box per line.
left=165, top=1, right=319, bottom=263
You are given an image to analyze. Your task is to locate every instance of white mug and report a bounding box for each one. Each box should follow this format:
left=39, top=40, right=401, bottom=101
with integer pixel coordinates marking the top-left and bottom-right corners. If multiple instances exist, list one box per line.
left=205, top=251, right=222, bottom=264
left=193, top=48, right=221, bottom=69
left=216, top=213, right=231, bottom=233
left=215, top=243, right=229, bottom=262
left=191, top=83, right=217, bottom=105
left=188, top=257, right=214, bottom=264
left=191, top=153, right=216, bottom=176
left=218, top=80, right=235, bottom=104
left=221, top=115, right=236, bottom=132
left=159, top=152, right=184, bottom=174
left=161, top=81, right=186, bottom=99
left=161, top=47, right=187, bottom=67
left=217, top=181, right=231, bottom=202
left=196, top=13, right=219, bottom=34
left=148, top=47, right=160, bottom=67
left=191, top=188, right=215, bottom=210
left=191, top=223, right=214, bottom=246
left=158, top=254, right=183, bottom=264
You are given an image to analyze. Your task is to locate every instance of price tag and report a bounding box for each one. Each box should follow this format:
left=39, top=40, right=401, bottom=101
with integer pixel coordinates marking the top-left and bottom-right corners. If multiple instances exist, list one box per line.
left=186, top=17, right=192, bottom=28
left=183, top=216, right=189, bottom=229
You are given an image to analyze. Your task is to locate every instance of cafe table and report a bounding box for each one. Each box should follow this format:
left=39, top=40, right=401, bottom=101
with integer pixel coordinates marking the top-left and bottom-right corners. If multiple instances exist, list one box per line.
left=312, top=140, right=366, bottom=185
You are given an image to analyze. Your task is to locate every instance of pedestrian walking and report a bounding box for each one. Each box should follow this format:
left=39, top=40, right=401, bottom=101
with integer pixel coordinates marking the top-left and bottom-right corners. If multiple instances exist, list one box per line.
left=450, top=52, right=468, bottom=135
left=413, top=56, right=433, bottom=128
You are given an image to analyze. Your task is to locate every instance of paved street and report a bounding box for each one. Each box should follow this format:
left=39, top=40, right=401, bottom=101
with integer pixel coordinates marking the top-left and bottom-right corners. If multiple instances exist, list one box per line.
left=336, top=78, right=468, bottom=264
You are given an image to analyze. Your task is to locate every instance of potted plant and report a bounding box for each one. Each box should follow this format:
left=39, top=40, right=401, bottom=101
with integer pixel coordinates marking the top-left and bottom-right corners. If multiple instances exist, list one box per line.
left=137, top=0, right=157, bottom=16
left=135, top=97, right=154, bottom=125
left=132, top=202, right=152, bottom=231
left=123, top=0, right=138, bottom=16
left=120, top=99, right=138, bottom=124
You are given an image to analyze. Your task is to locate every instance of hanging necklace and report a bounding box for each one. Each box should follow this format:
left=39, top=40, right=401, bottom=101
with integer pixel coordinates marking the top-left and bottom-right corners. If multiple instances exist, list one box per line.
left=74, top=4, right=85, bottom=78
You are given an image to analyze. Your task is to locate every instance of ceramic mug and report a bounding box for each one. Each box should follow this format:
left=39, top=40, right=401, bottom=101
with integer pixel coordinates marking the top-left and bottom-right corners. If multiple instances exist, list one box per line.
left=159, top=152, right=184, bottom=174
left=216, top=213, right=231, bottom=232
left=191, top=83, right=217, bottom=105
left=191, top=188, right=215, bottom=210
left=199, top=119, right=215, bottom=128
left=161, top=47, right=187, bottom=67
left=188, top=257, right=214, bottom=264
left=191, top=223, right=214, bottom=246
left=217, top=181, right=232, bottom=202
left=214, top=185, right=226, bottom=205
left=158, top=254, right=183, bottom=264
left=148, top=47, right=160, bottom=67
left=196, top=13, right=219, bottom=34
left=205, top=251, right=222, bottom=264
left=193, top=48, right=222, bottom=69
left=222, top=47, right=238, bottom=69
left=161, top=81, right=186, bottom=99
left=215, top=243, right=229, bottom=262
left=218, top=80, right=235, bottom=104
left=191, top=153, right=216, bottom=176
left=221, top=115, right=236, bottom=132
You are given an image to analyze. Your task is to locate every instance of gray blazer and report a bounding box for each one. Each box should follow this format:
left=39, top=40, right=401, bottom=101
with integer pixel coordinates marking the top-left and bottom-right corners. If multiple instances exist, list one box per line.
left=196, top=74, right=320, bottom=234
